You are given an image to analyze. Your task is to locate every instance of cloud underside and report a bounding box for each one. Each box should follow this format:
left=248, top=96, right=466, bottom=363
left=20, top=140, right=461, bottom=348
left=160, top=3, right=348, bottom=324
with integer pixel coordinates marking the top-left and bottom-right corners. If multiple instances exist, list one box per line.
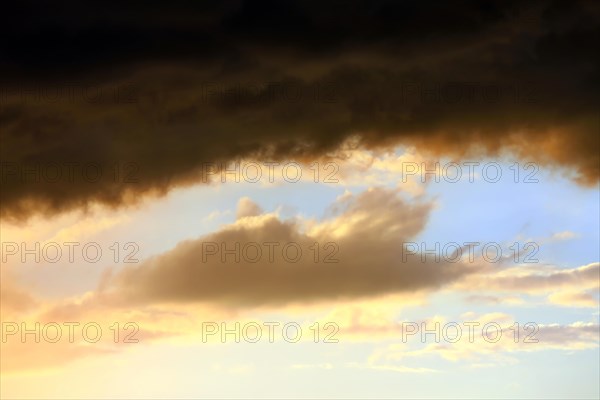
left=1, top=0, right=599, bottom=221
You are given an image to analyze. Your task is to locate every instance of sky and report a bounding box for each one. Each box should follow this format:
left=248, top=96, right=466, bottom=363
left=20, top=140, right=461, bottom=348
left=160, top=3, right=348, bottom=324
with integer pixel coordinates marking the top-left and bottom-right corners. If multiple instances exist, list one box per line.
left=1, top=1, right=599, bottom=399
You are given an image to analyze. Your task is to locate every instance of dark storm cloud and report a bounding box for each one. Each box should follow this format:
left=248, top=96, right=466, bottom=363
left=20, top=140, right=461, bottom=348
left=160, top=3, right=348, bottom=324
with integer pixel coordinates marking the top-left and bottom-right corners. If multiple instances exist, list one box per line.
left=0, top=0, right=514, bottom=77
left=1, top=0, right=599, bottom=220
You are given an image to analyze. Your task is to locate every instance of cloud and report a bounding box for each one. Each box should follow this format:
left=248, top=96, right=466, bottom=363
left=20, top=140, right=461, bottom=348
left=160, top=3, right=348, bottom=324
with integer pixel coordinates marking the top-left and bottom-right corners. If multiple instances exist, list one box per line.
left=236, top=196, right=263, bottom=219
left=550, top=231, right=578, bottom=241
left=453, top=262, right=600, bottom=294
left=370, top=315, right=599, bottom=368
left=2, top=0, right=599, bottom=221
left=548, top=291, right=599, bottom=308
left=64, top=187, right=475, bottom=309
left=451, top=262, right=600, bottom=309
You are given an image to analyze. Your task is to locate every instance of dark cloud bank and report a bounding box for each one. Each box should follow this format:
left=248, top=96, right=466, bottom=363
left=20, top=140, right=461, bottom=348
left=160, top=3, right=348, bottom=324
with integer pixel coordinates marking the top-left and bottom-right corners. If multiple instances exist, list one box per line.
left=1, top=0, right=598, bottom=221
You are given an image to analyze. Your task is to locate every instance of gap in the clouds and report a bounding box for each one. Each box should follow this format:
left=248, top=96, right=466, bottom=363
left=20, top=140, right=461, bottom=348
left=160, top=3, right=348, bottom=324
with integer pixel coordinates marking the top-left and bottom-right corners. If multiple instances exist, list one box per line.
left=412, top=157, right=599, bottom=269
left=4, top=148, right=598, bottom=302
